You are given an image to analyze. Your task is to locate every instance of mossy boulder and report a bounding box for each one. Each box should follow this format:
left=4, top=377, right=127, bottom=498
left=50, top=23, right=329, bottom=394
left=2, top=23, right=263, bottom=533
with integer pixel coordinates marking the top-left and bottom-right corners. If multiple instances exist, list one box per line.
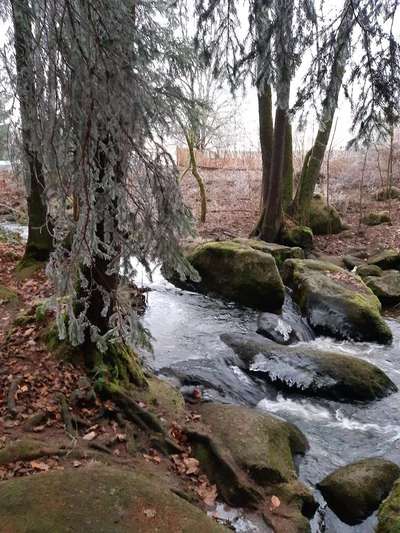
left=280, top=225, right=314, bottom=250
left=377, top=479, right=400, bottom=533
left=131, top=376, right=186, bottom=422
left=188, top=403, right=316, bottom=531
left=366, top=270, right=400, bottom=305
left=0, top=284, right=18, bottom=304
left=170, top=240, right=285, bottom=312
left=376, top=186, right=400, bottom=201
left=15, top=256, right=44, bottom=280
left=343, top=255, right=364, bottom=270
left=282, top=259, right=392, bottom=344
left=232, top=238, right=304, bottom=268
left=0, top=465, right=228, bottom=532
left=356, top=264, right=383, bottom=278
left=309, top=196, right=343, bottom=235
left=221, top=333, right=397, bottom=402
left=368, top=249, right=400, bottom=271
left=362, top=211, right=391, bottom=226
left=318, top=458, right=400, bottom=526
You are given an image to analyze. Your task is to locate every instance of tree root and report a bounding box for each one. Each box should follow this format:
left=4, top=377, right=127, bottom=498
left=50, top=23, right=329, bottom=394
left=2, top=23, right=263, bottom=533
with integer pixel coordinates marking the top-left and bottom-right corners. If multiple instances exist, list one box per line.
left=105, top=386, right=165, bottom=434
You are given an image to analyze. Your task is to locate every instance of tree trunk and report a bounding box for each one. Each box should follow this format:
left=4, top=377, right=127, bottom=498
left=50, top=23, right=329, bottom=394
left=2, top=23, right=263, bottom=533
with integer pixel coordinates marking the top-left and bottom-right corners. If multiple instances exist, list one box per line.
left=293, top=0, right=355, bottom=225
left=282, top=122, right=293, bottom=212
left=250, top=85, right=274, bottom=237
left=186, top=133, right=207, bottom=224
left=258, top=107, right=288, bottom=241
left=11, top=0, right=52, bottom=262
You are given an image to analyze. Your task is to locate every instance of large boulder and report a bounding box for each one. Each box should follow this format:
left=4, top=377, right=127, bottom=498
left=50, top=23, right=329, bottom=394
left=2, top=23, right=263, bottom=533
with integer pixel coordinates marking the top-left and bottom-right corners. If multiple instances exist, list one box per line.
left=232, top=238, right=304, bottom=268
left=376, top=186, right=400, bottom=201
left=280, top=225, right=314, bottom=250
left=309, top=196, right=343, bottom=235
left=362, top=211, right=391, bottom=226
left=169, top=240, right=285, bottom=311
left=318, top=458, right=400, bottom=526
left=221, top=333, right=397, bottom=402
left=282, top=259, right=392, bottom=344
left=377, top=479, right=400, bottom=532
left=356, top=264, right=383, bottom=278
left=368, top=249, right=400, bottom=270
left=365, top=270, right=400, bottom=305
left=188, top=403, right=316, bottom=532
left=0, top=465, right=228, bottom=533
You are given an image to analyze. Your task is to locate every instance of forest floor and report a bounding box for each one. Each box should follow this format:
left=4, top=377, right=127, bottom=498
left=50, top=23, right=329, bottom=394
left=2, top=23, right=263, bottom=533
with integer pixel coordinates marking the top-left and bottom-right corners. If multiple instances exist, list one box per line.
left=180, top=167, right=400, bottom=256
left=0, top=238, right=220, bottom=521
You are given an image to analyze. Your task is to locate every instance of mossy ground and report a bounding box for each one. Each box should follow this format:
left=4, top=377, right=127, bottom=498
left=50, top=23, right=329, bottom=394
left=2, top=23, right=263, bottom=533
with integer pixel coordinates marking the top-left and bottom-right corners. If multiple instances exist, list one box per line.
left=0, top=465, right=228, bottom=533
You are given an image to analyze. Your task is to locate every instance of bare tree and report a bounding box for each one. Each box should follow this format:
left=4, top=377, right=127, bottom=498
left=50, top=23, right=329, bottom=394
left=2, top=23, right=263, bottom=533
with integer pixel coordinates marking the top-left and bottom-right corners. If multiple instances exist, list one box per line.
left=10, top=0, right=52, bottom=266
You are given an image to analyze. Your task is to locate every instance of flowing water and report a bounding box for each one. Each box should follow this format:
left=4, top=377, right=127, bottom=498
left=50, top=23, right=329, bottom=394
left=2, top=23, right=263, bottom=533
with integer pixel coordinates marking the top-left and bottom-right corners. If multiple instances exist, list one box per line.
left=4, top=222, right=400, bottom=532
left=136, top=264, right=400, bottom=533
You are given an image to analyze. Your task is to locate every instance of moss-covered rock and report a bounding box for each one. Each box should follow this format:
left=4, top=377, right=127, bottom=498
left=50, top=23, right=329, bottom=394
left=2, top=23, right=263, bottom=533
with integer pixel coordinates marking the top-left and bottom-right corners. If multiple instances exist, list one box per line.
left=130, top=376, right=186, bottom=422
left=309, top=196, right=343, bottom=235
left=0, top=284, right=18, bottom=304
left=376, top=186, right=400, bottom=201
left=232, top=238, right=304, bottom=268
left=15, top=256, right=44, bottom=280
left=197, top=403, right=308, bottom=485
left=221, top=333, right=397, bottom=401
left=282, top=259, right=392, bottom=344
left=0, top=465, right=228, bottom=532
left=343, top=255, right=364, bottom=270
left=377, top=479, right=400, bottom=533
left=356, top=264, right=383, bottom=278
left=280, top=225, right=314, bottom=250
left=365, top=270, right=400, bottom=305
left=362, top=211, right=391, bottom=226
left=318, top=458, right=400, bottom=526
left=368, top=249, right=400, bottom=271
left=188, top=403, right=316, bottom=531
left=170, top=240, right=285, bottom=312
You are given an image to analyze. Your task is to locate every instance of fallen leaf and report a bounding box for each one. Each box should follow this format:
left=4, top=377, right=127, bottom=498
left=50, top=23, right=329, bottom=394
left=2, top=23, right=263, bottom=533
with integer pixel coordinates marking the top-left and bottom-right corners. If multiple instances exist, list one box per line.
left=183, top=457, right=199, bottom=475
left=30, top=461, right=50, bottom=471
left=270, top=495, right=281, bottom=511
left=82, top=431, right=97, bottom=441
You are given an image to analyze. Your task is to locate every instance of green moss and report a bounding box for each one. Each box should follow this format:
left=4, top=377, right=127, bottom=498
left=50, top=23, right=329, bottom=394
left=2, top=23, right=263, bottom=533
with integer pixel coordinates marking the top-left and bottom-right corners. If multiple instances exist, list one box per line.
left=280, top=225, right=314, bottom=250
left=186, top=240, right=285, bottom=311
left=309, top=196, right=343, bottom=235
left=378, top=480, right=400, bottom=533
left=318, top=459, right=400, bottom=526
left=368, top=249, right=400, bottom=270
left=362, top=211, right=391, bottom=226
left=15, top=255, right=44, bottom=280
left=283, top=259, right=393, bottom=344
left=0, top=465, right=229, bottom=533
left=356, top=264, right=383, bottom=278
left=0, top=284, right=18, bottom=303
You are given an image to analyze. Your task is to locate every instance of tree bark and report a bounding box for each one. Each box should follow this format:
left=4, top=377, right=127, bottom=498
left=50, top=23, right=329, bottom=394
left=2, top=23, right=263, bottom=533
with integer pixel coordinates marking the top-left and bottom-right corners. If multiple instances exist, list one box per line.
left=11, top=0, right=52, bottom=262
left=250, top=85, right=273, bottom=237
left=293, top=0, right=355, bottom=225
left=282, top=122, right=293, bottom=212
left=258, top=107, right=288, bottom=241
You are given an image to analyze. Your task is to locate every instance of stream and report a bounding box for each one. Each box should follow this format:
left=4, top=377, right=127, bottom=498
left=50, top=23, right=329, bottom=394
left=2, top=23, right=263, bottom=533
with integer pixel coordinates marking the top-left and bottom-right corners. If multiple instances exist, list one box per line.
left=4, top=222, right=400, bottom=532
left=136, top=264, right=400, bottom=533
